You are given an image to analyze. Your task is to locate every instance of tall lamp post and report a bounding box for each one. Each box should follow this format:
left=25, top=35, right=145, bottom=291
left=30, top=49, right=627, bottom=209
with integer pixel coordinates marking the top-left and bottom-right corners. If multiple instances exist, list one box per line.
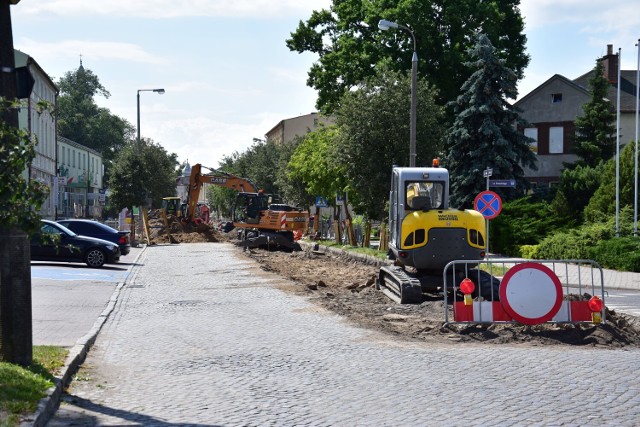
left=135, top=88, right=165, bottom=243
left=379, top=19, right=418, bottom=167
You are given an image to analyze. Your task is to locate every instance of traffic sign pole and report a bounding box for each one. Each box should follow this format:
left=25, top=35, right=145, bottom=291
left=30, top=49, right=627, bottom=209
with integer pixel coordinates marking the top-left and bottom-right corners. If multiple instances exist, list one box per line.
left=483, top=168, right=492, bottom=256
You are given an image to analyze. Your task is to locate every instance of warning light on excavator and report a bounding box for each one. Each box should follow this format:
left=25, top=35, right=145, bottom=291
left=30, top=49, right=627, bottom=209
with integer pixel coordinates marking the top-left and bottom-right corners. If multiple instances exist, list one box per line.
left=432, top=158, right=440, bottom=167
left=588, top=296, right=604, bottom=312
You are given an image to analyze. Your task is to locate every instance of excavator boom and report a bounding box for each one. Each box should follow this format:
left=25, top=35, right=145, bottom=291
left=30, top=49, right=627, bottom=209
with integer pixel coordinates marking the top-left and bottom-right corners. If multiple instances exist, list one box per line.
left=179, top=163, right=308, bottom=250
left=185, top=163, right=258, bottom=223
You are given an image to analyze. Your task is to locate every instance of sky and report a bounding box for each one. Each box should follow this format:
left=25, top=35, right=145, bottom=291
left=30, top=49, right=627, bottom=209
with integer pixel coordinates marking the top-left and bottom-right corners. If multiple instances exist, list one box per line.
left=10, top=0, right=640, bottom=170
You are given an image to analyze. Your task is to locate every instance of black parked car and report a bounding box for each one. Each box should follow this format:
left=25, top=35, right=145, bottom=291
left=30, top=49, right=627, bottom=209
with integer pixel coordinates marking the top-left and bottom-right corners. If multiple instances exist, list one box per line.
left=57, top=219, right=131, bottom=255
left=31, top=220, right=121, bottom=268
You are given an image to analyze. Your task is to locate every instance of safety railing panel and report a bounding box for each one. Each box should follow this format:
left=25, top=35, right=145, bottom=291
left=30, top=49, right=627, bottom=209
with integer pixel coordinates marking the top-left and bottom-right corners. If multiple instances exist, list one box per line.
left=443, top=259, right=606, bottom=325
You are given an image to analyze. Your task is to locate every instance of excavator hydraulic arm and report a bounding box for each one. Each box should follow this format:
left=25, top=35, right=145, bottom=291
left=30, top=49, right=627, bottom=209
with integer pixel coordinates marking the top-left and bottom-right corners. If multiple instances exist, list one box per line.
left=185, top=163, right=259, bottom=223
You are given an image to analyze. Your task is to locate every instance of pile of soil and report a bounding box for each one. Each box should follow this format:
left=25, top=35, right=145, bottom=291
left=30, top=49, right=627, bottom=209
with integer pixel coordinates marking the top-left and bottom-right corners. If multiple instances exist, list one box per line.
left=244, top=245, right=640, bottom=348
left=146, top=217, right=230, bottom=244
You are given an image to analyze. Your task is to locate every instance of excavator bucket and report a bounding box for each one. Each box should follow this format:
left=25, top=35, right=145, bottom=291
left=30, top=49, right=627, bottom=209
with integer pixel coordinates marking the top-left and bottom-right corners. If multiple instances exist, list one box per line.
left=237, top=231, right=301, bottom=252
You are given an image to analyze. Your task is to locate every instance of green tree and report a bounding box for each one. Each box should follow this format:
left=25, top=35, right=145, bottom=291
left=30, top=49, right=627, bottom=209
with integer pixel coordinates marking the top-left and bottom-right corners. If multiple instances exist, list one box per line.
left=273, top=135, right=313, bottom=208
left=205, top=157, right=239, bottom=220
left=445, top=33, right=536, bottom=208
left=107, top=139, right=179, bottom=212
left=572, top=60, right=616, bottom=167
left=550, top=164, right=603, bottom=223
left=287, top=126, right=346, bottom=207
left=57, top=64, right=134, bottom=179
left=221, top=139, right=282, bottom=194
left=491, top=196, right=568, bottom=256
left=287, top=0, right=529, bottom=113
left=584, top=141, right=639, bottom=225
left=0, top=100, right=49, bottom=232
left=335, top=68, right=446, bottom=220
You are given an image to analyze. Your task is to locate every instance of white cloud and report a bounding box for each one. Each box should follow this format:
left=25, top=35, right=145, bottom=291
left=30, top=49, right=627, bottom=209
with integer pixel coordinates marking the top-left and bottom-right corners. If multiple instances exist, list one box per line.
left=521, top=0, right=640, bottom=31
left=151, top=114, right=284, bottom=169
left=15, top=38, right=167, bottom=65
left=17, top=0, right=332, bottom=19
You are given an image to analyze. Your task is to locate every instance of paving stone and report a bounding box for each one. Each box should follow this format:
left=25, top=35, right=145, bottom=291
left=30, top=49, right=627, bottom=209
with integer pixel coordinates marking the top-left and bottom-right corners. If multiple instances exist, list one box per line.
left=48, top=243, right=640, bottom=426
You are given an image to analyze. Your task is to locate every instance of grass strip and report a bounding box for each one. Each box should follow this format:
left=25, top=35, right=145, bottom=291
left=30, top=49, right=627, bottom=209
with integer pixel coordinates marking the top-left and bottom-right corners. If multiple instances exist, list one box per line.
left=0, top=346, right=68, bottom=427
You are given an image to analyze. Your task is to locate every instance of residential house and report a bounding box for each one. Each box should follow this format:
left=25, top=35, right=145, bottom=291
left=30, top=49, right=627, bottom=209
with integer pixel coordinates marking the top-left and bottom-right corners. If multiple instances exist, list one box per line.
left=264, top=112, right=335, bottom=145
left=15, top=49, right=58, bottom=219
left=515, top=44, right=638, bottom=186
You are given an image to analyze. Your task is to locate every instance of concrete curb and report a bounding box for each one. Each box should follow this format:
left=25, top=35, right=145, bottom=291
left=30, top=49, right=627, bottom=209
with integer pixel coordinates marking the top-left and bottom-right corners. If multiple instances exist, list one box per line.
left=298, top=240, right=392, bottom=268
left=22, top=247, right=147, bottom=427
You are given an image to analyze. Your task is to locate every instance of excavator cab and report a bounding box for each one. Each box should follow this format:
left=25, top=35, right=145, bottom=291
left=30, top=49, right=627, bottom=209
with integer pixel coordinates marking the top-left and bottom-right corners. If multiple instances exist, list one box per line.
left=161, top=197, right=183, bottom=218
left=388, top=166, right=486, bottom=272
left=377, top=164, right=488, bottom=303
left=233, top=192, right=276, bottom=224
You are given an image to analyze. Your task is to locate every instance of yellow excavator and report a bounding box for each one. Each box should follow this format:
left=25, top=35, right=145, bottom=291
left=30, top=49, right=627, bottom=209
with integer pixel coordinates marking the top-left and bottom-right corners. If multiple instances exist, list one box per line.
left=162, top=164, right=309, bottom=251
left=377, top=160, right=498, bottom=303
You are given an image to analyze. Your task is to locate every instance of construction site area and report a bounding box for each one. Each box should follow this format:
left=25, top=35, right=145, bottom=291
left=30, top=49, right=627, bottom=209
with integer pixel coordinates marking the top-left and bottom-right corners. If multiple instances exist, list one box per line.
left=138, top=217, right=640, bottom=348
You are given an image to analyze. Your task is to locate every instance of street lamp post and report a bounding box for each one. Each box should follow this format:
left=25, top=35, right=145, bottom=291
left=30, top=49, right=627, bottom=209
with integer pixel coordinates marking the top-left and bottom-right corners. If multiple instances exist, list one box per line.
left=379, top=19, right=418, bottom=167
left=137, top=88, right=165, bottom=157
left=135, top=88, right=165, bottom=243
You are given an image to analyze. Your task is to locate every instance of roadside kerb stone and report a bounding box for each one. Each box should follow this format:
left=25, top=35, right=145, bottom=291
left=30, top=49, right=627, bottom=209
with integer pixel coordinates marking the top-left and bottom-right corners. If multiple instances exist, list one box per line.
left=22, top=248, right=146, bottom=427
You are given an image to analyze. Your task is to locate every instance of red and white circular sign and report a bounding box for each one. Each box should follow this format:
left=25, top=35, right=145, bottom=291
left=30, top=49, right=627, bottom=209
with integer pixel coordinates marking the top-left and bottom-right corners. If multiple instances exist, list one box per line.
left=499, top=263, right=563, bottom=325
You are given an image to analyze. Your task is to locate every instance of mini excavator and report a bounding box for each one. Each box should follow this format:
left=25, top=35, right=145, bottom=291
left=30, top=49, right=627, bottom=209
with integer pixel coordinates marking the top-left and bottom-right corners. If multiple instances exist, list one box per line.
left=377, top=160, right=499, bottom=303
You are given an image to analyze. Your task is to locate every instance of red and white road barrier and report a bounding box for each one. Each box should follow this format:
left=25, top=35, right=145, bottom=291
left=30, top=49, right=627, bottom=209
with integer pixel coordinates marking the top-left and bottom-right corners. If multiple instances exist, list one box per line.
left=446, top=261, right=605, bottom=325
left=453, top=300, right=598, bottom=323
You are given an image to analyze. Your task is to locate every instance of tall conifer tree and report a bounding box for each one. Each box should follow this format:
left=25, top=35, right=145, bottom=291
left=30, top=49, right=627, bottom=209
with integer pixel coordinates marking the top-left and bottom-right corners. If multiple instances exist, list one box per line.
left=572, top=60, right=616, bottom=167
left=445, top=33, right=536, bottom=208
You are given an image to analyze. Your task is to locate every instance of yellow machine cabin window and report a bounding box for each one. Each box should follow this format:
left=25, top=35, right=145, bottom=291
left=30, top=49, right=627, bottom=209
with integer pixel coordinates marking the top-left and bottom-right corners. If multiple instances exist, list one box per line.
left=406, top=181, right=444, bottom=210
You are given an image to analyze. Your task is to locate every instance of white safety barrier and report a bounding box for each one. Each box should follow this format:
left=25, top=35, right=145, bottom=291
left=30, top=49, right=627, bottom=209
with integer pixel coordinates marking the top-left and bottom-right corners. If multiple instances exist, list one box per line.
left=443, top=259, right=606, bottom=325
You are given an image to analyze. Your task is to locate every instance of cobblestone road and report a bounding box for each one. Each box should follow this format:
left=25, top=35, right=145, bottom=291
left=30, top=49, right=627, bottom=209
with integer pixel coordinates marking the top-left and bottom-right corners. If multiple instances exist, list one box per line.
left=48, top=243, right=640, bottom=426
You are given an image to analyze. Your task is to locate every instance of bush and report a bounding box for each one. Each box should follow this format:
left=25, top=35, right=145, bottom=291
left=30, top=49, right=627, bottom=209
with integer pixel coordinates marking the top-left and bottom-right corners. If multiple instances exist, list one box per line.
left=536, top=221, right=615, bottom=260
left=490, top=196, right=567, bottom=256
left=517, top=244, right=539, bottom=259
left=533, top=208, right=640, bottom=271
left=589, top=238, right=640, bottom=272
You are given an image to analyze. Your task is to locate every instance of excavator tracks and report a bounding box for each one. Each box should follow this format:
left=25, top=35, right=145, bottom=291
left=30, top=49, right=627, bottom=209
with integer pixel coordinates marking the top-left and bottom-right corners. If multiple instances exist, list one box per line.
left=377, top=265, right=423, bottom=304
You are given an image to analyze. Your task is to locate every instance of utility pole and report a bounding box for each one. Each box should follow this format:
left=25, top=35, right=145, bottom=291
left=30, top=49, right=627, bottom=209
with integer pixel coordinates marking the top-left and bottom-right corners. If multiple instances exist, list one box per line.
left=0, top=0, right=33, bottom=366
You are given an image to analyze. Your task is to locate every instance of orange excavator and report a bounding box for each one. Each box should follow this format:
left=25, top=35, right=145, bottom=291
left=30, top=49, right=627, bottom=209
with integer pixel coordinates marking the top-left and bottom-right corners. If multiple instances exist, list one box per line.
left=163, top=164, right=309, bottom=250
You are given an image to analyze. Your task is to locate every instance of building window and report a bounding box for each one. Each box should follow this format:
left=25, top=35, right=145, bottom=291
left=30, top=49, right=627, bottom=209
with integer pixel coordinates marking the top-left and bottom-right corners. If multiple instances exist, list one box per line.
left=551, top=93, right=563, bottom=103
left=549, top=126, right=564, bottom=153
left=524, top=128, right=538, bottom=154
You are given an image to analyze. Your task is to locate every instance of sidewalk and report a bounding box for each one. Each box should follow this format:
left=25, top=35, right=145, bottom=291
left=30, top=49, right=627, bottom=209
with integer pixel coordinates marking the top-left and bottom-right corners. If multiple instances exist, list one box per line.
left=483, top=255, right=640, bottom=292
left=24, top=246, right=146, bottom=427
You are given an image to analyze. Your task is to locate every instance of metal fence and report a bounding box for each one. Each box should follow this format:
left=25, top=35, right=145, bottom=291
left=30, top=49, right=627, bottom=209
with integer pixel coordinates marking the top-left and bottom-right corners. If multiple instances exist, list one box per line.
left=443, top=259, right=606, bottom=325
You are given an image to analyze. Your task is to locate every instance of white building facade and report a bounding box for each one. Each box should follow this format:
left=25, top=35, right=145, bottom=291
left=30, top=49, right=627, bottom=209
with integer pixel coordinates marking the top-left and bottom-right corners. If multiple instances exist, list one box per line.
left=57, top=136, right=105, bottom=219
left=15, top=49, right=58, bottom=219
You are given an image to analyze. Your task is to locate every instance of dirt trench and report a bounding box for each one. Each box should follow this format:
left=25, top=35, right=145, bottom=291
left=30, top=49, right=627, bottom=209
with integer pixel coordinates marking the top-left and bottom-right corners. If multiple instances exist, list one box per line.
left=143, top=221, right=640, bottom=348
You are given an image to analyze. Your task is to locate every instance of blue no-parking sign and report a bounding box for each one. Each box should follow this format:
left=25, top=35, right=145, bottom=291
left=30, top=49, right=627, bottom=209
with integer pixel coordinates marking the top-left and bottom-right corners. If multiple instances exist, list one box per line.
left=474, top=190, right=502, bottom=220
